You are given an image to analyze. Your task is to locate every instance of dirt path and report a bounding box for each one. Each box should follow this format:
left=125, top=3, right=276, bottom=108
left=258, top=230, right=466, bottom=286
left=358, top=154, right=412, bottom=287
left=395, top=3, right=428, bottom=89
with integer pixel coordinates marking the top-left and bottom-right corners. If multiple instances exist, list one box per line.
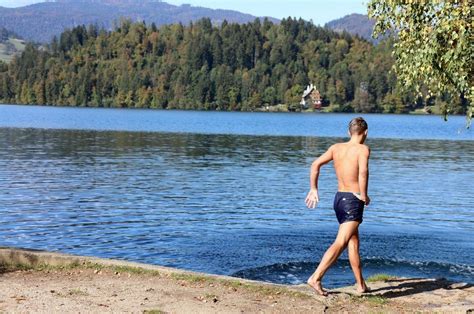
left=0, top=248, right=473, bottom=313
left=1, top=267, right=326, bottom=313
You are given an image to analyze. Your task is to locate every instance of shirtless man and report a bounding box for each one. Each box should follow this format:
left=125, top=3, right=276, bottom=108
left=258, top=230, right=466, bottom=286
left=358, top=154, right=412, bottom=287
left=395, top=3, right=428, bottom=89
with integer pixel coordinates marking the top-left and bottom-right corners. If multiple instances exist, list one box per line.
left=305, top=117, right=370, bottom=296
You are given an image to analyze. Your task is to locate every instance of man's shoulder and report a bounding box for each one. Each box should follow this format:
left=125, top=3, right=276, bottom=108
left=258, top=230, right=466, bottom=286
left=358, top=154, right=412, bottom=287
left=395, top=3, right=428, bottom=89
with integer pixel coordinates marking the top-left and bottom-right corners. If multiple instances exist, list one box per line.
left=331, top=142, right=369, bottom=153
left=329, top=143, right=343, bottom=151
left=359, top=144, right=370, bottom=156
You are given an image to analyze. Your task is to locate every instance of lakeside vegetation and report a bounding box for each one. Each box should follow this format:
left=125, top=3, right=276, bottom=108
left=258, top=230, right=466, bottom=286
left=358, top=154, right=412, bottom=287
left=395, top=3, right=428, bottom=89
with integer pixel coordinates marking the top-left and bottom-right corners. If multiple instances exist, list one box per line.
left=0, top=18, right=468, bottom=114
left=369, top=0, right=472, bottom=123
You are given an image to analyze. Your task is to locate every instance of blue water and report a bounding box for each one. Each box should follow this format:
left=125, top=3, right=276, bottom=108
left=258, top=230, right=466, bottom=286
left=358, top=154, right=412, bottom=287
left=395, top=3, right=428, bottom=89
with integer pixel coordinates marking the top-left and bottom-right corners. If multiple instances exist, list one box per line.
left=0, top=104, right=473, bottom=287
left=0, top=104, right=472, bottom=140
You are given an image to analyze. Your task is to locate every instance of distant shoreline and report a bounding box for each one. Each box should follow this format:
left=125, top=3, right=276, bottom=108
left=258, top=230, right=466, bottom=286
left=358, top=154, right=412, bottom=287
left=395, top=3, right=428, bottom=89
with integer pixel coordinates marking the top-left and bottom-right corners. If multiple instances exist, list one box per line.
left=0, top=102, right=465, bottom=117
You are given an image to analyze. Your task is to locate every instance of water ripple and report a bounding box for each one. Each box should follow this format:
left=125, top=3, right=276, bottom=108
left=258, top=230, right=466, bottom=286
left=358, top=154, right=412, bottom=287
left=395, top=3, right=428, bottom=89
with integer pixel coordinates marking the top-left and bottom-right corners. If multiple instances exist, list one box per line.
left=0, top=120, right=473, bottom=286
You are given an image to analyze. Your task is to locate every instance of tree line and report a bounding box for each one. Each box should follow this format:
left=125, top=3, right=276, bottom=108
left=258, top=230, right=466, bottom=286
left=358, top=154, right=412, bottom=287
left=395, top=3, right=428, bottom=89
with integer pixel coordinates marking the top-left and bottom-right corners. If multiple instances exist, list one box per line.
left=0, top=18, right=467, bottom=113
left=0, top=27, right=20, bottom=42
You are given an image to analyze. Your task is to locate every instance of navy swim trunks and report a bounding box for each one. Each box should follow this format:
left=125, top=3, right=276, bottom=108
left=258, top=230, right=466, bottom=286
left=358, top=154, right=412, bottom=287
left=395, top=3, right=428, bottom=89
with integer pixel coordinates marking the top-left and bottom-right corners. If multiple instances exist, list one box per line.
left=333, top=192, right=365, bottom=224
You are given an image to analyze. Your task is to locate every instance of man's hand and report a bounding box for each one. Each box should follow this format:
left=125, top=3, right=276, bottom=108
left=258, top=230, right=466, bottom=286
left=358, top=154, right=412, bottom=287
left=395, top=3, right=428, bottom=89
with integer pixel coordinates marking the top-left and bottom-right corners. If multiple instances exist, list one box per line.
left=353, top=193, right=370, bottom=206
left=365, top=195, right=371, bottom=206
left=305, top=189, right=319, bottom=209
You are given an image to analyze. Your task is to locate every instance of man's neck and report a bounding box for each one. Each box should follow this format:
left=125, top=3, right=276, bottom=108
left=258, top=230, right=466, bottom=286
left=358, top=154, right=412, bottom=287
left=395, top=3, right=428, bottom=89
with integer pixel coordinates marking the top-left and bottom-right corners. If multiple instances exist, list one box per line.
left=349, top=135, right=365, bottom=144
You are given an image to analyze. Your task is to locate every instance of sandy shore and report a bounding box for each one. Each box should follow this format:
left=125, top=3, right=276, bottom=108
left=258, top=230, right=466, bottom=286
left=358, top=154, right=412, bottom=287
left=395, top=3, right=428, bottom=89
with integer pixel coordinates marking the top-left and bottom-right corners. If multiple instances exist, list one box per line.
left=0, top=248, right=473, bottom=313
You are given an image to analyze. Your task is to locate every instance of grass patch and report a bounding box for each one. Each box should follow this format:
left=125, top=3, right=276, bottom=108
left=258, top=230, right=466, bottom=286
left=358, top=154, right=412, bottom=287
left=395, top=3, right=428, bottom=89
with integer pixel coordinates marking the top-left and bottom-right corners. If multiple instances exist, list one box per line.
left=0, top=261, right=160, bottom=277
left=223, top=279, right=244, bottom=289
left=170, top=272, right=210, bottom=283
left=0, top=38, right=25, bottom=63
left=143, top=310, right=165, bottom=314
left=367, top=274, right=396, bottom=283
left=205, top=293, right=219, bottom=302
left=109, top=265, right=160, bottom=276
left=363, top=295, right=388, bottom=305
left=0, top=262, right=33, bottom=272
left=68, top=288, right=89, bottom=296
left=9, top=38, right=26, bottom=51
left=350, top=294, right=388, bottom=306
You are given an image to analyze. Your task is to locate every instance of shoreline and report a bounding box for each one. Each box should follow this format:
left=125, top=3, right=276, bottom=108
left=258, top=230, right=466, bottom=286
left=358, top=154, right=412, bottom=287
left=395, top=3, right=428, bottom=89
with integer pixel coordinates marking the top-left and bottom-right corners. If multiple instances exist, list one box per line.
left=0, top=102, right=468, bottom=117
left=1, top=247, right=473, bottom=313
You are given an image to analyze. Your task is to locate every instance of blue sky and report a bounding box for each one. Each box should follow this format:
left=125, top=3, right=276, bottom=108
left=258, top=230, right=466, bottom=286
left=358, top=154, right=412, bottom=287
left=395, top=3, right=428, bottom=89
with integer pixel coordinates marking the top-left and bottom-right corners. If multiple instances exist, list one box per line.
left=0, top=0, right=367, bottom=25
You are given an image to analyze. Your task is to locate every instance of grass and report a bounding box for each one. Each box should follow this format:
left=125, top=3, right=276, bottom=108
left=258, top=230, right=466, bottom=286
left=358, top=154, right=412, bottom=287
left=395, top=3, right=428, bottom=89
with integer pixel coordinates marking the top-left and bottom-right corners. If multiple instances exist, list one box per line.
left=367, top=273, right=396, bottom=283
left=170, top=272, right=209, bottom=282
left=362, top=295, right=388, bottom=305
left=350, top=294, right=388, bottom=306
left=9, top=38, right=26, bottom=51
left=0, top=261, right=160, bottom=277
left=109, top=265, right=160, bottom=276
left=0, top=38, right=26, bottom=63
left=205, top=293, right=219, bottom=301
left=143, top=310, right=166, bottom=314
left=68, top=288, right=89, bottom=296
left=256, top=104, right=289, bottom=112
left=409, top=105, right=443, bottom=115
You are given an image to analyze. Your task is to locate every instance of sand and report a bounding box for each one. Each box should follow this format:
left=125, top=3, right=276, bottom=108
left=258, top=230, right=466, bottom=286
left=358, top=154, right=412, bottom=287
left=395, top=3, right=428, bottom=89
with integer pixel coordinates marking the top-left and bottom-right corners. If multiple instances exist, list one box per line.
left=0, top=248, right=473, bottom=313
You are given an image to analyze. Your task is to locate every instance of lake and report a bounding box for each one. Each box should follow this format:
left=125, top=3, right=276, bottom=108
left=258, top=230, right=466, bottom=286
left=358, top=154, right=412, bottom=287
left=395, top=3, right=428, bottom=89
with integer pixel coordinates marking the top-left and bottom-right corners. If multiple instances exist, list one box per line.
left=0, top=104, right=473, bottom=287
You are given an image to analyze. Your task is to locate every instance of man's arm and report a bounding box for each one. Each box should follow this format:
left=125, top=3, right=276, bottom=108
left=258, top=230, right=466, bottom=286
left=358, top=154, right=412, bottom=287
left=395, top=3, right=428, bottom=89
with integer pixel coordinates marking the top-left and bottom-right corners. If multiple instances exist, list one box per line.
left=305, top=145, right=334, bottom=208
left=358, top=145, right=370, bottom=205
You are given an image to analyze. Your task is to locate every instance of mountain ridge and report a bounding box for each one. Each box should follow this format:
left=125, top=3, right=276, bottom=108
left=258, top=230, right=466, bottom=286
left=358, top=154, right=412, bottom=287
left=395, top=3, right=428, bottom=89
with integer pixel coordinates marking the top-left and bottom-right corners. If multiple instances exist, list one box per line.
left=325, top=13, right=376, bottom=42
left=0, top=0, right=279, bottom=43
left=0, top=1, right=378, bottom=44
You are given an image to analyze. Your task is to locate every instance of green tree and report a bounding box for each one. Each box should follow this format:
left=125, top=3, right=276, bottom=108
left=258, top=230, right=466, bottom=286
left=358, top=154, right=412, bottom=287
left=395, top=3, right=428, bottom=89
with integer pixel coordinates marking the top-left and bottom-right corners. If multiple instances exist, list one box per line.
left=382, top=92, right=404, bottom=114
left=1, top=18, right=400, bottom=114
left=369, top=0, right=472, bottom=124
left=284, top=84, right=302, bottom=108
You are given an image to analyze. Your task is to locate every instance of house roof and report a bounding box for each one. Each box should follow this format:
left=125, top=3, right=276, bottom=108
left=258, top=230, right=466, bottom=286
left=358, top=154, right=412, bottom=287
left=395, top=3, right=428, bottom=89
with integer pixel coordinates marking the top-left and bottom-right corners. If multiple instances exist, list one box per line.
left=302, top=84, right=315, bottom=98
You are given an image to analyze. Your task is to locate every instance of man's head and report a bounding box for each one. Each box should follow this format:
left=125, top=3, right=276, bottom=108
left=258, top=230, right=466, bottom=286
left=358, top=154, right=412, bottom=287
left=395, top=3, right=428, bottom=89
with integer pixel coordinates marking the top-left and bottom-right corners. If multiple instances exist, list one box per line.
left=348, top=117, right=368, bottom=137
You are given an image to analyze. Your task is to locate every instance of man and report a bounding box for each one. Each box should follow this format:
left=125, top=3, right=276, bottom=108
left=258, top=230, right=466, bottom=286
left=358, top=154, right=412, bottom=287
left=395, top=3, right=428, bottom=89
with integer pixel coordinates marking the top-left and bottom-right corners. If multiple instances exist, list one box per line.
left=305, top=117, right=370, bottom=296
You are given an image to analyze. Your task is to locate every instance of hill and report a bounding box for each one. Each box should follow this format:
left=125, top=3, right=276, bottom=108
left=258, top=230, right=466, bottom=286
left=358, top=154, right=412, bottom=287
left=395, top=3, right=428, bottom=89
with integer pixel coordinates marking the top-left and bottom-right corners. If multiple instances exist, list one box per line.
left=325, top=13, right=375, bottom=42
left=0, top=28, right=26, bottom=62
left=0, top=18, right=408, bottom=114
left=0, top=0, right=278, bottom=43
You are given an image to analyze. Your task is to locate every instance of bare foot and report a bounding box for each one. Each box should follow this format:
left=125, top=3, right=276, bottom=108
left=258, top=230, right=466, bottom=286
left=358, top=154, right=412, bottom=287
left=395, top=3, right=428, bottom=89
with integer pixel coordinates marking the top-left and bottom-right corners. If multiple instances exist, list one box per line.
left=307, top=277, right=328, bottom=296
left=356, top=282, right=371, bottom=294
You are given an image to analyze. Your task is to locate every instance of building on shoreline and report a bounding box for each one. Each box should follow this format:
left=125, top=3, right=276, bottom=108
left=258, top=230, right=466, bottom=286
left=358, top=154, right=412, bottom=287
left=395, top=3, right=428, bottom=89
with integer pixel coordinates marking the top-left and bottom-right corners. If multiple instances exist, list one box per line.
left=300, top=84, right=322, bottom=110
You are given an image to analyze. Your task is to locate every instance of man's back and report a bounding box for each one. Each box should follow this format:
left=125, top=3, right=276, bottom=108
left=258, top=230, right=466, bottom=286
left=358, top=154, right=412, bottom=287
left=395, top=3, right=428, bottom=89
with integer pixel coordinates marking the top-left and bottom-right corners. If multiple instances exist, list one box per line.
left=332, top=142, right=369, bottom=194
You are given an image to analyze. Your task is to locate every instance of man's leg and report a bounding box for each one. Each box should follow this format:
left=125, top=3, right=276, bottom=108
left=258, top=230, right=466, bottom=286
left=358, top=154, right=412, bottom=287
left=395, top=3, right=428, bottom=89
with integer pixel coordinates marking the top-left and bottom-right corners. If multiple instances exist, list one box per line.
left=347, top=230, right=369, bottom=293
left=308, top=221, right=360, bottom=296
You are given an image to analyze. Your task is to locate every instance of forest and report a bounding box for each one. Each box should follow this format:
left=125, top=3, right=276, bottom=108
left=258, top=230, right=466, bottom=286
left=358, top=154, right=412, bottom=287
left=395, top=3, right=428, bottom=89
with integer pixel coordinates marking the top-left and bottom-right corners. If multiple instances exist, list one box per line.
left=0, top=18, right=467, bottom=113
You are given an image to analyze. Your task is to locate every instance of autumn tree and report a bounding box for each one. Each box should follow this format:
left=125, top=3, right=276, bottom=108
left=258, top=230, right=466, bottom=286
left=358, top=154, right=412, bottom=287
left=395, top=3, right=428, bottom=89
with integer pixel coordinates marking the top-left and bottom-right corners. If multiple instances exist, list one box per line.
left=0, top=18, right=403, bottom=113
left=368, top=0, right=473, bottom=124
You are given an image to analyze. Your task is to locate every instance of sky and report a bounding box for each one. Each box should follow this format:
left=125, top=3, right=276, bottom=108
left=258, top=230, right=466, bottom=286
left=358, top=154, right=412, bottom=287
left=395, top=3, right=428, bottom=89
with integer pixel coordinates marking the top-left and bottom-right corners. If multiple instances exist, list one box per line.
left=0, top=0, right=367, bottom=25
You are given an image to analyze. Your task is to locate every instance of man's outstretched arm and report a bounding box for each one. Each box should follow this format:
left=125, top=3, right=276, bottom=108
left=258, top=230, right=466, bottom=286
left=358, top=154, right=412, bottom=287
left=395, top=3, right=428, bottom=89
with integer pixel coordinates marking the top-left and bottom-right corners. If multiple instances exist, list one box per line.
left=358, top=146, right=370, bottom=205
left=305, top=145, right=334, bottom=208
